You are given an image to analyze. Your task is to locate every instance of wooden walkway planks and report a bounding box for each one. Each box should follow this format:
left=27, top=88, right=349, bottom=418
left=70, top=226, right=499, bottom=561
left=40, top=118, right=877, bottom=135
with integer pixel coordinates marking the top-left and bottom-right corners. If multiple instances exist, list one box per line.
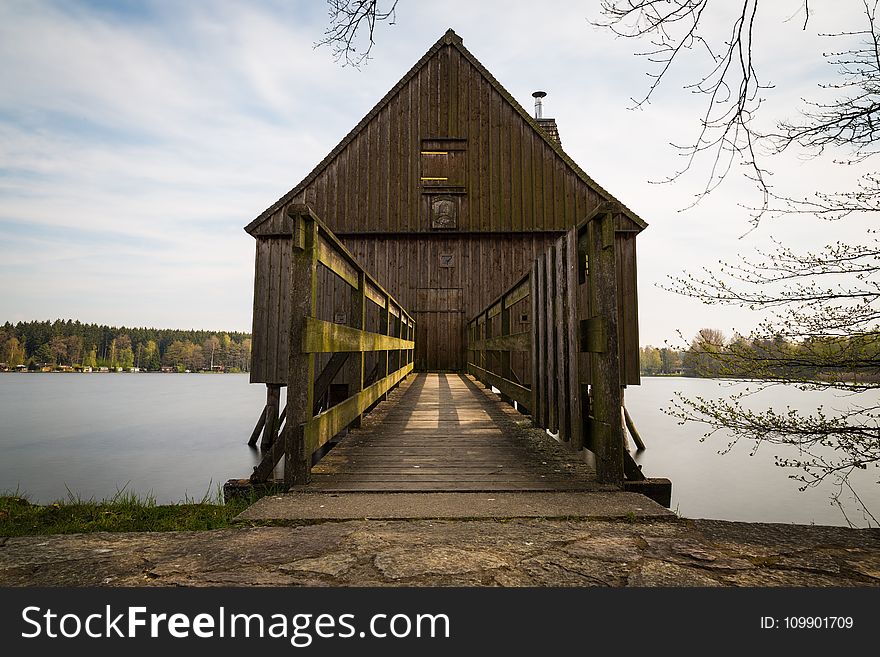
left=304, top=373, right=601, bottom=492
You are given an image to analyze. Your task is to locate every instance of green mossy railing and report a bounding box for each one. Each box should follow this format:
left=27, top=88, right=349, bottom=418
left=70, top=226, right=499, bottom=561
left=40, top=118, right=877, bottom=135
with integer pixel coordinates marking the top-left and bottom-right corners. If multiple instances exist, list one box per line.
left=251, top=205, right=415, bottom=486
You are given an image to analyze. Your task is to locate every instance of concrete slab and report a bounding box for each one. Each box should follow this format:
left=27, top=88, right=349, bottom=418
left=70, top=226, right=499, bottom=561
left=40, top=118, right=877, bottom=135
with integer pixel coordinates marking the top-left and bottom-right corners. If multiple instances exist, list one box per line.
left=234, top=491, right=675, bottom=522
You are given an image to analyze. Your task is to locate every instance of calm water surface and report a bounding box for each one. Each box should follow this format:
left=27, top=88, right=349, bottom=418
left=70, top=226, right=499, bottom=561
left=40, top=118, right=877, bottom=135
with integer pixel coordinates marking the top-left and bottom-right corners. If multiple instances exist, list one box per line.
left=627, top=377, right=880, bottom=527
left=1, top=373, right=877, bottom=526
left=0, top=373, right=268, bottom=504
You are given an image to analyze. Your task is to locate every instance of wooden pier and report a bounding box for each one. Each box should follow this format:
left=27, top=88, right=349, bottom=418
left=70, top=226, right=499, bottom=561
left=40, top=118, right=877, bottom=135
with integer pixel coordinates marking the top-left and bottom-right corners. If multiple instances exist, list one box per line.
left=305, top=372, right=601, bottom=492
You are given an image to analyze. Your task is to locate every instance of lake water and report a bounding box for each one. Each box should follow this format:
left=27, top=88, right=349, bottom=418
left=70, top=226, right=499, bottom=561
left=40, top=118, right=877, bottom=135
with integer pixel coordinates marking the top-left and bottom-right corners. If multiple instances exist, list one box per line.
left=626, top=377, right=880, bottom=528
left=0, top=373, right=268, bottom=505
left=0, top=373, right=877, bottom=527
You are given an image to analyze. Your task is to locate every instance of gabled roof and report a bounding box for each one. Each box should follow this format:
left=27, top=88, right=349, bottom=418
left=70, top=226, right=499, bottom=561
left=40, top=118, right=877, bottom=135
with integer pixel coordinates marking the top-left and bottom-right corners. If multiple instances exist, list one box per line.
left=245, top=28, right=647, bottom=234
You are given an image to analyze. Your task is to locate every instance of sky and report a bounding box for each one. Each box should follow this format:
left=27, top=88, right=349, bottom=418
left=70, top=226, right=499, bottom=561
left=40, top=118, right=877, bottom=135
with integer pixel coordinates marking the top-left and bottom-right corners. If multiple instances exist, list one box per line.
left=0, top=0, right=876, bottom=346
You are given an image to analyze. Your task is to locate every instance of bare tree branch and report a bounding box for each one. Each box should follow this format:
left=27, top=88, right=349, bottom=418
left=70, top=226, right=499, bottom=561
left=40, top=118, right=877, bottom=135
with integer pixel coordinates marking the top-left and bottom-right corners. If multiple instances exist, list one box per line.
left=315, top=0, right=399, bottom=67
left=595, top=1, right=775, bottom=217
left=771, top=1, right=880, bottom=162
left=595, top=1, right=880, bottom=229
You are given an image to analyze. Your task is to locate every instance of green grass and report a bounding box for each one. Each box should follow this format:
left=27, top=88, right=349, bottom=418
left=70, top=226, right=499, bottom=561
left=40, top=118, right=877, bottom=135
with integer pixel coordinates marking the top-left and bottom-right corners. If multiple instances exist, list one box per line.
left=0, top=488, right=261, bottom=537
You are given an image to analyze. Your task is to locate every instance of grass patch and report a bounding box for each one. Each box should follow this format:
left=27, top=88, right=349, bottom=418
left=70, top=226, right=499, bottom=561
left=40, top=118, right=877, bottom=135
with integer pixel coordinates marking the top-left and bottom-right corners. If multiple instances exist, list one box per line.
left=0, top=488, right=260, bottom=537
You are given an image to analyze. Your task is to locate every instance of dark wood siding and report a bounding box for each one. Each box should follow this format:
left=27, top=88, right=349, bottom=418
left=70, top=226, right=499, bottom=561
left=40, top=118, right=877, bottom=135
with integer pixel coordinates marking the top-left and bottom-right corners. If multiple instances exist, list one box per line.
left=342, top=233, right=558, bottom=318
left=257, top=44, right=604, bottom=235
left=250, top=237, right=291, bottom=385
left=340, top=233, right=560, bottom=371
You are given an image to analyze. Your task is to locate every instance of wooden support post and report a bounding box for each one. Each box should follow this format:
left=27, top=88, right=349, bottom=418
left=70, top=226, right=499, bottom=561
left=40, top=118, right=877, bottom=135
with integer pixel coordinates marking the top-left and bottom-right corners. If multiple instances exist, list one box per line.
left=565, top=229, right=583, bottom=450
left=585, top=212, right=624, bottom=486
left=622, top=384, right=647, bottom=479
left=623, top=450, right=646, bottom=481
left=276, top=404, right=287, bottom=437
left=247, top=405, right=267, bottom=447
left=250, top=434, right=285, bottom=484
left=260, top=384, right=281, bottom=450
left=623, top=405, right=646, bottom=451
left=283, top=212, right=318, bottom=487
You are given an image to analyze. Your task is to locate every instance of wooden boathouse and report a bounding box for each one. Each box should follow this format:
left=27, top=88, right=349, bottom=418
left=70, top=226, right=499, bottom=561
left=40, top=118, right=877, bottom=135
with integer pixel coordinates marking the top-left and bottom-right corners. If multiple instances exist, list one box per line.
left=235, top=29, right=670, bottom=504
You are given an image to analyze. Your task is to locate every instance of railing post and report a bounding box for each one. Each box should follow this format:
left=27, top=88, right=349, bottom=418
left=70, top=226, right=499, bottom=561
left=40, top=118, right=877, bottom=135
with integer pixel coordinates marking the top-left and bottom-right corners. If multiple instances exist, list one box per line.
left=483, top=309, right=493, bottom=388
left=468, top=322, right=473, bottom=369
left=380, top=295, right=391, bottom=400
left=546, top=245, right=558, bottom=433
left=535, top=255, right=547, bottom=428
left=499, top=294, right=513, bottom=404
left=585, top=212, right=624, bottom=486
left=476, top=313, right=486, bottom=370
left=348, top=271, right=366, bottom=429
left=412, top=319, right=416, bottom=366
left=397, top=309, right=404, bottom=376
left=529, top=265, right=539, bottom=426
left=284, top=211, right=318, bottom=486
left=554, top=236, right=570, bottom=442
left=564, top=229, right=581, bottom=448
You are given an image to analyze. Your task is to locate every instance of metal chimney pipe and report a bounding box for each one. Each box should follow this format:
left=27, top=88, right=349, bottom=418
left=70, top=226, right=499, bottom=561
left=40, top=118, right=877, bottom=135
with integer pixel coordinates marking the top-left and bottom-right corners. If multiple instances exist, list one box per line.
left=532, top=90, right=547, bottom=119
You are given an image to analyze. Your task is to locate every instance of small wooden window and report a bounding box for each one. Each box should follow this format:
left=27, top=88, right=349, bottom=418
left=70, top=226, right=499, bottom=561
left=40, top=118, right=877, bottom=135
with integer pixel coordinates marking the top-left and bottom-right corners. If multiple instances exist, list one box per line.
left=421, top=139, right=466, bottom=189
left=439, top=254, right=454, bottom=268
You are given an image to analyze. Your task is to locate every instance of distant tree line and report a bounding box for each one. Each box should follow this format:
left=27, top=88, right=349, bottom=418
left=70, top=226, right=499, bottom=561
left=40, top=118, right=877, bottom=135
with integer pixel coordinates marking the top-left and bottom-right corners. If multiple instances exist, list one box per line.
left=639, top=345, right=684, bottom=376
left=642, top=328, right=880, bottom=382
left=0, top=320, right=252, bottom=372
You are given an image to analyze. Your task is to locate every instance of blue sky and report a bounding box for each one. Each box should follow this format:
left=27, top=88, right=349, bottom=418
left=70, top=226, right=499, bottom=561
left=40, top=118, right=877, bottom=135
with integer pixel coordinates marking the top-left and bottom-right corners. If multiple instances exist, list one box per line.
left=0, top=0, right=875, bottom=345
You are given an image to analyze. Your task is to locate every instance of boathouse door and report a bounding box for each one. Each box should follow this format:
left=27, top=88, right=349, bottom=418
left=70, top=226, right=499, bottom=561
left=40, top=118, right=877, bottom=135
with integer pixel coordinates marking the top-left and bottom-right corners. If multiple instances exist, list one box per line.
left=414, top=287, right=463, bottom=371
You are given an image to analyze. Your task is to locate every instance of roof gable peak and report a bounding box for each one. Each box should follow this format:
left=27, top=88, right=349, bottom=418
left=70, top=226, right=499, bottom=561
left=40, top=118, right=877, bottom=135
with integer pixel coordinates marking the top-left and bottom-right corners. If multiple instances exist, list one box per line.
left=245, top=29, right=646, bottom=234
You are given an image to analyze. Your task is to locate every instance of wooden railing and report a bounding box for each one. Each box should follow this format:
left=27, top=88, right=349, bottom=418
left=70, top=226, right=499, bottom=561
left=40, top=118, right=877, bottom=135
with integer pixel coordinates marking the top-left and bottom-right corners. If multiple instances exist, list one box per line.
left=467, top=202, right=644, bottom=486
left=251, top=205, right=415, bottom=486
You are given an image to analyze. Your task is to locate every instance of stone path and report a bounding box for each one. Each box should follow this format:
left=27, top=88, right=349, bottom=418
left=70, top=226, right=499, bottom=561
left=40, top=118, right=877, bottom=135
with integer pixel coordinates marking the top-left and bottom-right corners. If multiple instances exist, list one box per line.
left=1, top=517, right=878, bottom=587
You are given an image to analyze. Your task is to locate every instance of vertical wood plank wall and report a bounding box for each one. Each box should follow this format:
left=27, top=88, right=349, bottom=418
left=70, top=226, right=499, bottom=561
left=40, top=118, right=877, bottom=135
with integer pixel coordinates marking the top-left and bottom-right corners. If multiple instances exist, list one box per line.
left=342, top=233, right=560, bottom=371
left=261, top=43, right=604, bottom=235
